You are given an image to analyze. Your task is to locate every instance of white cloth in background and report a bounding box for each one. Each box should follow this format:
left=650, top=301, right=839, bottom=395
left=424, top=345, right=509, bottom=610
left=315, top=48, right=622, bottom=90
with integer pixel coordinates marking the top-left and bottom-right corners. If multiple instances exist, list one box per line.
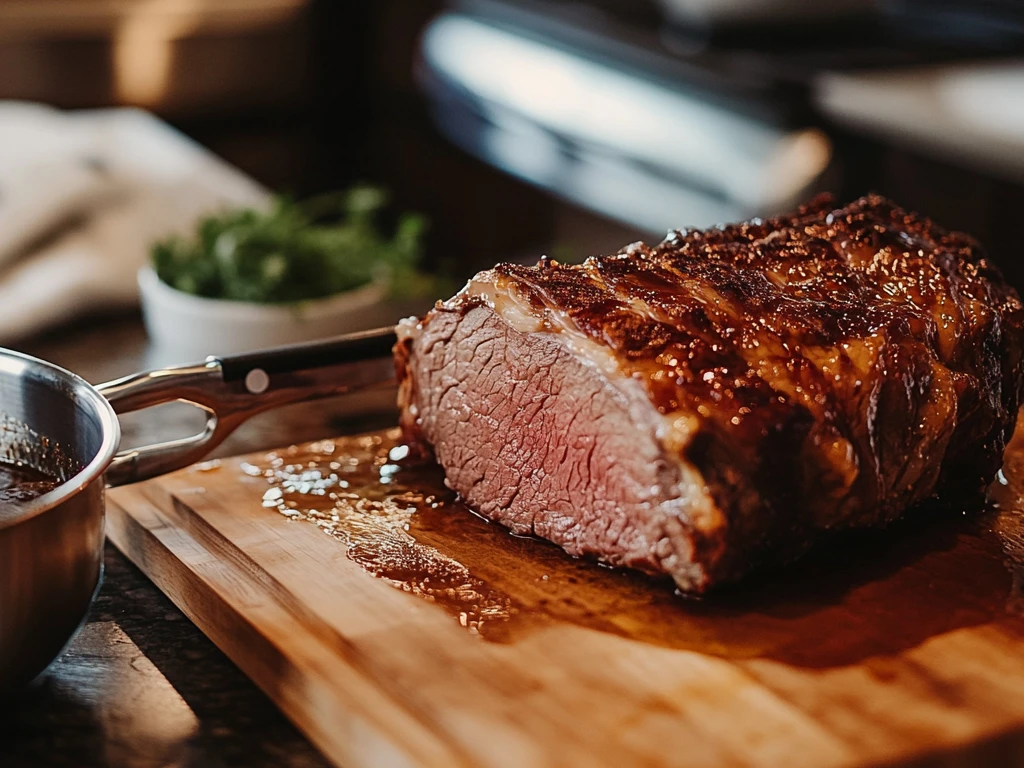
left=0, top=102, right=270, bottom=342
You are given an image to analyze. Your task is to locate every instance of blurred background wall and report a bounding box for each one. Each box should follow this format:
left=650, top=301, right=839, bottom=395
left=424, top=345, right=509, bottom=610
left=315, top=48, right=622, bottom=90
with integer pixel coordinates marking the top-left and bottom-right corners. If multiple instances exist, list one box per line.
left=2, top=0, right=1024, bottom=282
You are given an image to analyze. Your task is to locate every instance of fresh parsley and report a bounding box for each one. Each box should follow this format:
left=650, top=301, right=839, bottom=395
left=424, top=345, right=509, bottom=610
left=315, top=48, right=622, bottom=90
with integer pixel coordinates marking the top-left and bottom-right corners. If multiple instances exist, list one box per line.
left=152, top=186, right=435, bottom=303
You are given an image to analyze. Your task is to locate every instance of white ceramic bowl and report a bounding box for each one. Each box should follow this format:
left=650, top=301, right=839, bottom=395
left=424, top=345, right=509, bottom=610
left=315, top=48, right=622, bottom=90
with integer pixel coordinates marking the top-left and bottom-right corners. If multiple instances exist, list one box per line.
left=138, top=266, right=389, bottom=362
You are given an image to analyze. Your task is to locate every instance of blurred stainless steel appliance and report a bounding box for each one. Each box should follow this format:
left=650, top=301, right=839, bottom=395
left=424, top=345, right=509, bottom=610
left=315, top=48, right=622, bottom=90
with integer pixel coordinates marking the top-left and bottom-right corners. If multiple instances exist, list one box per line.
left=420, top=12, right=832, bottom=232
left=418, top=0, right=1024, bottom=236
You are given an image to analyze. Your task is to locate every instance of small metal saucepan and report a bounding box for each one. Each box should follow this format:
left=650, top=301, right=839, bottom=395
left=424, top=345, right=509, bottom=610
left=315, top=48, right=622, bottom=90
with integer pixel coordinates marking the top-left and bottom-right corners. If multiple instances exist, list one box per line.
left=0, top=328, right=398, bottom=691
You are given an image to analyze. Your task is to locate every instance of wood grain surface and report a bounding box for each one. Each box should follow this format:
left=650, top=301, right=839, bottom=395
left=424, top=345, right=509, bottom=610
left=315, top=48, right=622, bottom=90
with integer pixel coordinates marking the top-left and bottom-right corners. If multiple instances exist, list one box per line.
left=105, top=425, right=1024, bottom=768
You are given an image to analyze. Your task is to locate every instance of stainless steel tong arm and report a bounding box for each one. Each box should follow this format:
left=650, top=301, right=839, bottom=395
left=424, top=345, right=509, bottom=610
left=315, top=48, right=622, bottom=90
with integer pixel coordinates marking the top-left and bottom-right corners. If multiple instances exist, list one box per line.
left=97, top=327, right=399, bottom=486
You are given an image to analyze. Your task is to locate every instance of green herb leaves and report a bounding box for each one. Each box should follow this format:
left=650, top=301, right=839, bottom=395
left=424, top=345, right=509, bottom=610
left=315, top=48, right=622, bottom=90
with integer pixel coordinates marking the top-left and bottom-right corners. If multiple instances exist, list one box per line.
left=152, top=186, right=431, bottom=304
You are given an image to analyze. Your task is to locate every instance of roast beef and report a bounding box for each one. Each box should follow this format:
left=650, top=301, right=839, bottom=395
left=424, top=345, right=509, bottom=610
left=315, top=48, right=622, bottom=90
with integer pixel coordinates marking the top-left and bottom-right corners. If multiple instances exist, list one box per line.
left=395, top=195, right=1024, bottom=591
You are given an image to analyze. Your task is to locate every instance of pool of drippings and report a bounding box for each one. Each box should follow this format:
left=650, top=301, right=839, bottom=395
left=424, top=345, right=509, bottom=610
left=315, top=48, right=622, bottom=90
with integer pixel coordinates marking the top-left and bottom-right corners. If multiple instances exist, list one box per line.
left=244, top=426, right=1024, bottom=668
left=247, top=432, right=516, bottom=636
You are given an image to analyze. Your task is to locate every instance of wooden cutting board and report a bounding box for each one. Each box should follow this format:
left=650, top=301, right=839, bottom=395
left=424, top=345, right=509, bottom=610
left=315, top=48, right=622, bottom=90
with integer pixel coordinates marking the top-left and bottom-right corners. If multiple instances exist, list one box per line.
left=106, top=426, right=1024, bottom=768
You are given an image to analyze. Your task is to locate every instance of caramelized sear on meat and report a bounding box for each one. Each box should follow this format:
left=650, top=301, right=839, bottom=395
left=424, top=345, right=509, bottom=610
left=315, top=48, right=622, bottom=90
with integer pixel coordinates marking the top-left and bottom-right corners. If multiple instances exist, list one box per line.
left=396, top=195, right=1024, bottom=591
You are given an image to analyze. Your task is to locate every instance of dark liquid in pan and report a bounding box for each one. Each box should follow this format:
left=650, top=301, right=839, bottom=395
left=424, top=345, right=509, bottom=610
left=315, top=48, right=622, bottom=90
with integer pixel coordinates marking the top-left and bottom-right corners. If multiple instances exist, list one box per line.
left=0, top=462, right=59, bottom=504
left=252, top=428, right=1024, bottom=669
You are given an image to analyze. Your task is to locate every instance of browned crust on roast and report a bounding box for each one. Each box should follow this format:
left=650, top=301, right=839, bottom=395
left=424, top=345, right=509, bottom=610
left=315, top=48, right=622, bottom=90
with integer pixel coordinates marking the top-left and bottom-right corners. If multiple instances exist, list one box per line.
left=394, top=331, right=423, bottom=454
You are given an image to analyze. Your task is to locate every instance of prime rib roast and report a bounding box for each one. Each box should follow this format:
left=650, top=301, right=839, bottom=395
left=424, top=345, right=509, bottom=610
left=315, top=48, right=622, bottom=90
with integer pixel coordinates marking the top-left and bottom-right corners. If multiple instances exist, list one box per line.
left=395, top=195, right=1024, bottom=592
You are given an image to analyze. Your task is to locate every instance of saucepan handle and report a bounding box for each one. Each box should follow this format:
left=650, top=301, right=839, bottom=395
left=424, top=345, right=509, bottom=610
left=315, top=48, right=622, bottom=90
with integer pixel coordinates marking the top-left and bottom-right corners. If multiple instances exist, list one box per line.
left=98, top=327, right=399, bottom=487
left=216, top=327, right=399, bottom=383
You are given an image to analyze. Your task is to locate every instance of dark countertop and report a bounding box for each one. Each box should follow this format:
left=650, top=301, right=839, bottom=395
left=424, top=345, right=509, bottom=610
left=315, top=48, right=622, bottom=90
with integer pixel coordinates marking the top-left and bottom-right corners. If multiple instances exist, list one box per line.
left=0, top=313, right=394, bottom=768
